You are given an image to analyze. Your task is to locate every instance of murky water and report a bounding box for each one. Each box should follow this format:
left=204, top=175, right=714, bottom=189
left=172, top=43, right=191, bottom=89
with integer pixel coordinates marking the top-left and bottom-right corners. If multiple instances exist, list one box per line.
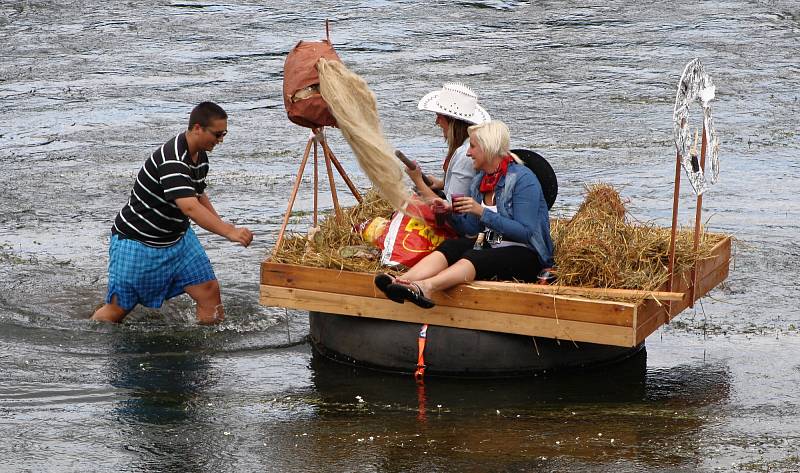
left=1, top=0, right=799, bottom=471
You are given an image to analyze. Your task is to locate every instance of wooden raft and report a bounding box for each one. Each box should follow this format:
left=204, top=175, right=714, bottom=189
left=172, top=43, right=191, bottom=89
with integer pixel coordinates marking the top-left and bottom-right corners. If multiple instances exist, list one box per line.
left=260, top=236, right=731, bottom=348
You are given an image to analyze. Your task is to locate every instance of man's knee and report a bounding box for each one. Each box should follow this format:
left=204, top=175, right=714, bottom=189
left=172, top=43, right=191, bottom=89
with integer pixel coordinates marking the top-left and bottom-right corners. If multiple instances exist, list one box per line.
left=91, top=296, right=129, bottom=323
left=185, top=280, right=223, bottom=324
left=186, top=279, right=221, bottom=303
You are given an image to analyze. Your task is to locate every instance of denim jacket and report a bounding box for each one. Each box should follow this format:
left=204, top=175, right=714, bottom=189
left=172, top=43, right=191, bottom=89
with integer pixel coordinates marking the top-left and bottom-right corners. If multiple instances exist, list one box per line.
left=449, top=162, right=554, bottom=267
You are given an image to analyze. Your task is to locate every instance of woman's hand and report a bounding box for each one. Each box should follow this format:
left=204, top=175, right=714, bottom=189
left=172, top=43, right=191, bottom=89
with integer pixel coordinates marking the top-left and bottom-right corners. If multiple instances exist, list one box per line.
left=404, top=161, right=424, bottom=184
left=431, top=197, right=452, bottom=213
left=452, top=195, right=483, bottom=217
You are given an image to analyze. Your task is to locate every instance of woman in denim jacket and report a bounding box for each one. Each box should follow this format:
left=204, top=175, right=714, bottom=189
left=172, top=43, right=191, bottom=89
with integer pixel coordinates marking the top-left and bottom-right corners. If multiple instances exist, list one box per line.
left=375, top=120, right=554, bottom=309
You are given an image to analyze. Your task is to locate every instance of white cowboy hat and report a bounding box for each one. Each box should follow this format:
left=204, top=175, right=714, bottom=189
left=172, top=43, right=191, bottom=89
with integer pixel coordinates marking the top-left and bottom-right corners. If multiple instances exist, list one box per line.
left=417, top=82, right=490, bottom=125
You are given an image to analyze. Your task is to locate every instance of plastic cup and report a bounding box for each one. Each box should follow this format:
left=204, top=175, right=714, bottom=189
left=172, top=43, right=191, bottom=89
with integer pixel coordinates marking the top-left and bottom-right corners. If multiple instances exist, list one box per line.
left=434, top=210, right=446, bottom=226
left=451, top=193, right=465, bottom=213
left=433, top=203, right=447, bottom=227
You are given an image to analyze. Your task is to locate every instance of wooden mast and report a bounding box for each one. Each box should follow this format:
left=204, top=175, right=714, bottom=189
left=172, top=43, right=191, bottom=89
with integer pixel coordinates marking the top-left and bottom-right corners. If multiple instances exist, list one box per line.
left=689, top=125, right=708, bottom=307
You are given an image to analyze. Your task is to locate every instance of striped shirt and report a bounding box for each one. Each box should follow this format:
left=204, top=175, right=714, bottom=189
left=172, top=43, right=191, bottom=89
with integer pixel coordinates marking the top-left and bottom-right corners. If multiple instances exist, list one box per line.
left=112, top=133, right=208, bottom=247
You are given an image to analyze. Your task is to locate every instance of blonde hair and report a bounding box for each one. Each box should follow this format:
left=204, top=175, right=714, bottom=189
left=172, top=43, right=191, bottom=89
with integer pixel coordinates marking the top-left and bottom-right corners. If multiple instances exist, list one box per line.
left=468, top=120, right=511, bottom=160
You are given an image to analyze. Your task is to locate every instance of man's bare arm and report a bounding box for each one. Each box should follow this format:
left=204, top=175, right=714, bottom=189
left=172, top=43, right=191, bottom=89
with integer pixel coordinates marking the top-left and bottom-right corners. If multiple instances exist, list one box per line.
left=175, top=196, right=253, bottom=247
left=197, top=192, right=221, bottom=219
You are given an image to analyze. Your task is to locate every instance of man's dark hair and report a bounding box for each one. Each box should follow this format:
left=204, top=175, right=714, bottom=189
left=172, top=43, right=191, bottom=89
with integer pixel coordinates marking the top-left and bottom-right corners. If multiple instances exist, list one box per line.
left=188, top=102, right=227, bottom=129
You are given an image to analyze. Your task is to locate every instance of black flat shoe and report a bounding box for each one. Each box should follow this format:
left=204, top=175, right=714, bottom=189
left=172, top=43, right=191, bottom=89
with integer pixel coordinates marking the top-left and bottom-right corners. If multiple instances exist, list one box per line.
left=374, top=273, right=404, bottom=303
left=386, top=282, right=435, bottom=309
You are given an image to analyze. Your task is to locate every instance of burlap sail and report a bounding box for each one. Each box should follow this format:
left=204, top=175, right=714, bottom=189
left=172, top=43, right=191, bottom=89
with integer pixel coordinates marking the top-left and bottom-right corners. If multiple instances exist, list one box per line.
left=317, top=58, right=412, bottom=214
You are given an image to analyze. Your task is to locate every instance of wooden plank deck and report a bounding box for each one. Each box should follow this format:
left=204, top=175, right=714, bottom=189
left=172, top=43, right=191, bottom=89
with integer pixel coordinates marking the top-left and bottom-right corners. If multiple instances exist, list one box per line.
left=634, top=235, right=732, bottom=345
left=260, top=236, right=731, bottom=348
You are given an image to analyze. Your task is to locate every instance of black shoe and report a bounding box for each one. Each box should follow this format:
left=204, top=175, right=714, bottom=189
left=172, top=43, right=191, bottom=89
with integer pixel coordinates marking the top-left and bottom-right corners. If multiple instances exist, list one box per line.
left=386, top=282, right=435, bottom=309
left=374, top=273, right=404, bottom=303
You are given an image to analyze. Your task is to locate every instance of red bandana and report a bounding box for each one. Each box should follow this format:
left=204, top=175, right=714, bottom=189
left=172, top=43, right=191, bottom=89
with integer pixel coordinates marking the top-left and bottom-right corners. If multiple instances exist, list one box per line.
left=479, top=155, right=514, bottom=193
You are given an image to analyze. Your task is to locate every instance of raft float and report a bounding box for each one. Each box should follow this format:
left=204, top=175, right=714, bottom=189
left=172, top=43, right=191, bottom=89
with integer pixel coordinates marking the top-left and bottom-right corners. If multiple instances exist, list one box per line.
left=262, top=46, right=729, bottom=377
left=261, top=230, right=729, bottom=376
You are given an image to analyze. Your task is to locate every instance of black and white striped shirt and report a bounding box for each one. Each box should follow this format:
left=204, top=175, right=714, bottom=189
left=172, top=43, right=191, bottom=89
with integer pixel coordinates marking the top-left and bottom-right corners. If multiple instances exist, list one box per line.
left=112, top=133, right=208, bottom=247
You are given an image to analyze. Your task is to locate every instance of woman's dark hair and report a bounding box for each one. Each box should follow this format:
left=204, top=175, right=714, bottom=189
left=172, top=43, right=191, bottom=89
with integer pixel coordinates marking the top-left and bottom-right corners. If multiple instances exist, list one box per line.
left=188, top=102, right=227, bottom=129
left=444, top=117, right=471, bottom=167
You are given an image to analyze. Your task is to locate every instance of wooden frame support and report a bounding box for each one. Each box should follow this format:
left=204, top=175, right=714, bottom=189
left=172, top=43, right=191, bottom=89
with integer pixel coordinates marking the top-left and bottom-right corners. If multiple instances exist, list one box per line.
left=319, top=129, right=342, bottom=222
left=272, top=127, right=364, bottom=254
left=689, top=126, right=708, bottom=306
left=318, top=131, right=362, bottom=203
left=313, top=135, right=319, bottom=227
left=273, top=136, right=313, bottom=256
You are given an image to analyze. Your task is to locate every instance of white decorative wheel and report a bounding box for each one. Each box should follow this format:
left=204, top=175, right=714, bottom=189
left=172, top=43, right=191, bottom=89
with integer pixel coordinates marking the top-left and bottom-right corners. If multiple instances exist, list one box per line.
left=673, top=59, right=720, bottom=195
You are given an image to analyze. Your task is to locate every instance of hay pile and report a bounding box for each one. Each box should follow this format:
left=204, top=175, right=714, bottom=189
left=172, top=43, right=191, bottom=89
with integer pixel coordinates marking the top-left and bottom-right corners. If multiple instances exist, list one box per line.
left=273, top=184, right=724, bottom=291
left=272, top=189, right=399, bottom=274
left=551, top=183, right=722, bottom=291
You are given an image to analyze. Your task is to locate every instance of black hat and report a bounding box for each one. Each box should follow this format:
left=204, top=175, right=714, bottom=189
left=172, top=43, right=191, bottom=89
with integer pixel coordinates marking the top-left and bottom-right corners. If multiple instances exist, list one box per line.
left=510, top=149, right=558, bottom=210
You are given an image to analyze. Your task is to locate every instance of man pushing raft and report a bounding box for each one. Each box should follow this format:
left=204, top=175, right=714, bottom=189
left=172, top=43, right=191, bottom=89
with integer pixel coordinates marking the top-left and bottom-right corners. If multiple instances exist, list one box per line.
left=92, top=102, right=253, bottom=325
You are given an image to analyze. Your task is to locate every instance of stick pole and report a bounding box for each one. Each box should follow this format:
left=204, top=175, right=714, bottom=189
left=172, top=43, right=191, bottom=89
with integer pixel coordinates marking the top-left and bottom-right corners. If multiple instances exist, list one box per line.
left=325, top=19, right=330, bottom=43
left=666, top=149, right=682, bottom=322
left=319, top=129, right=342, bottom=221
left=313, top=132, right=319, bottom=227
left=320, top=137, right=362, bottom=203
left=689, top=124, right=708, bottom=307
left=272, top=136, right=313, bottom=256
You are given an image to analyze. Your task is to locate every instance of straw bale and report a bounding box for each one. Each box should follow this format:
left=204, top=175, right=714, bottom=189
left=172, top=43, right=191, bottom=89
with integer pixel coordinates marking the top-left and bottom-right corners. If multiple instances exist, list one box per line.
left=551, top=183, right=721, bottom=292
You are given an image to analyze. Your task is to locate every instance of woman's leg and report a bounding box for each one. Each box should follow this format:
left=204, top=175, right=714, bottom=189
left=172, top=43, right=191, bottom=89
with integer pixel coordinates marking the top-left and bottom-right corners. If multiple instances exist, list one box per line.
left=413, top=245, right=539, bottom=297
left=400, top=250, right=449, bottom=282
left=382, top=238, right=476, bottom=304
left=415, top=258, right=477, bottom=296
left=401, top=237, right=474, bottom=282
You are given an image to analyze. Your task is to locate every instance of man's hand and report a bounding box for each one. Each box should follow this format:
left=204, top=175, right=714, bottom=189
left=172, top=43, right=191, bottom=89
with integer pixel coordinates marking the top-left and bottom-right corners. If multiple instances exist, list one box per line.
left=176, top=196, right=254, bottom=247
left=226, top=226, right=253, bottom=247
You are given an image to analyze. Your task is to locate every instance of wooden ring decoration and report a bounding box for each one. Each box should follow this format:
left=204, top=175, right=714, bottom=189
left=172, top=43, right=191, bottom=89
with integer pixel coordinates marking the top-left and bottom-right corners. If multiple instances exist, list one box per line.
left=673, top=58, right=720, bottom=195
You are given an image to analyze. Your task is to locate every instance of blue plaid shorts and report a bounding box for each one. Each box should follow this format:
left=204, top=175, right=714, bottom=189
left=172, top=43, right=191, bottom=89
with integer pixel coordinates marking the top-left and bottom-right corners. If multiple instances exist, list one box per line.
left=105, top=227, right=216, bottom=310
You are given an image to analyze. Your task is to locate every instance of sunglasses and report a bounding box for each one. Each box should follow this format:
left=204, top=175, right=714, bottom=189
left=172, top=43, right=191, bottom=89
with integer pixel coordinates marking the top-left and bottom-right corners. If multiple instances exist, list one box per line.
left=205, top=127, right=228, bottom=139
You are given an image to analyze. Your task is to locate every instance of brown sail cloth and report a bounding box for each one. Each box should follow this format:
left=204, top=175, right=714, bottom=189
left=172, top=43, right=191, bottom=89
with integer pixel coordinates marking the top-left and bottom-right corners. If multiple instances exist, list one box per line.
left=283, top=40, right=342, bottom=129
